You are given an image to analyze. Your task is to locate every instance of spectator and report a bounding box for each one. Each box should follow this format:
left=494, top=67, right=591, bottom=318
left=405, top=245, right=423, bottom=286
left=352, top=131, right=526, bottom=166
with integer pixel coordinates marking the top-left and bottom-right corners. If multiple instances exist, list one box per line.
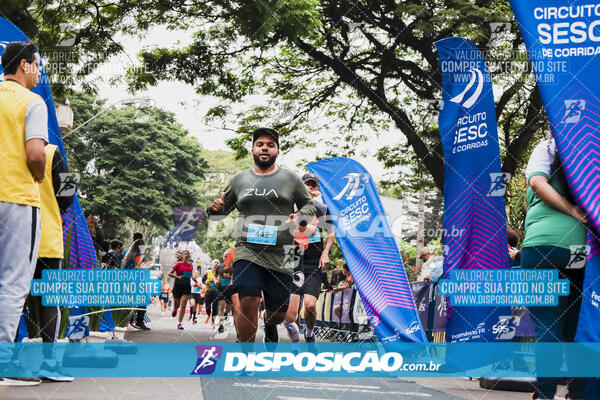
left=0, top=40, right=47, bottom=386
left=417, top=247, right=444, bottom=283
left=507, top=227, right=521, bottom=266
left=522, top=138, right=588, bottom=399
left=122, top=233, right=150, bottom=330
left=23, top=144, right=74, bottom=382
left=105, top=239, right=124, bottom=269
left=85, top=211, right=107, bottom=261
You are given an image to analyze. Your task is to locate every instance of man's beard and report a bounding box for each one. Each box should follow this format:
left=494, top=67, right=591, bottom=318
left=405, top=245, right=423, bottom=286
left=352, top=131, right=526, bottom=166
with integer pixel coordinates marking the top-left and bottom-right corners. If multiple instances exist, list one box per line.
left=253, top=152, right=277, bottom=168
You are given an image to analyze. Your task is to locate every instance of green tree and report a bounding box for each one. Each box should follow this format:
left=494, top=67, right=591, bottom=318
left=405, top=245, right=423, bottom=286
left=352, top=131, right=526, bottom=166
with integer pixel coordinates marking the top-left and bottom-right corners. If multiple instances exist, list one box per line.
left=124, top=0, right=546, bottom=191
left=62, top=92, right=208, bottom=238
left=3, top=2, right=546, bottom=191
left=202, top=217, right=237, bottom=260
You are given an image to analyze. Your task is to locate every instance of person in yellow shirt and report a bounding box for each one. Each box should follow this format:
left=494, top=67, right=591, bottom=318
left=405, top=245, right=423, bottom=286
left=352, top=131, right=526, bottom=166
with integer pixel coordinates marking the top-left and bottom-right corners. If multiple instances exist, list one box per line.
left=0, top=41, right=47, bottom=386
left=24, top=144, right=74, bottom=382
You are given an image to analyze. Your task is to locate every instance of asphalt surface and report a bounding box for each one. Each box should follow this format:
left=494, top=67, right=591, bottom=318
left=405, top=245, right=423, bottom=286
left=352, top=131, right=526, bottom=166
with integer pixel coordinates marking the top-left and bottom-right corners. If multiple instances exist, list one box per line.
left=0, top=303, right=568, bottom=400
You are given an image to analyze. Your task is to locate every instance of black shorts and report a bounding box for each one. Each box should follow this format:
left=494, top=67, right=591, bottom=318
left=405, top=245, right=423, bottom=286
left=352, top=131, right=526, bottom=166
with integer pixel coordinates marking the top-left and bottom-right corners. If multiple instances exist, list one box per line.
left=172, top=284, right=191, bottom=299
left=300, top=268, right=322, bottom=298
left=159, top=293, right=169, bottom=302
left=217, top=285, right=234, bottom=304
left=190, top=293, right=202, bottom=303
left=34, top=258, right=61, bottom=278
left=233, top=260, right=293, bottom=313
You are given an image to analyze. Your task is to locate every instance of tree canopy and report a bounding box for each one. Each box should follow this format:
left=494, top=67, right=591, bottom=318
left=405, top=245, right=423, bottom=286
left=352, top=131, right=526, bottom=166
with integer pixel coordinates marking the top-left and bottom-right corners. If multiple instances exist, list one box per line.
left=1, top=1, right=548, bottom=193
left=122, top=0, right=546, bottom=191
left=62, top=92, right=208, bottom=238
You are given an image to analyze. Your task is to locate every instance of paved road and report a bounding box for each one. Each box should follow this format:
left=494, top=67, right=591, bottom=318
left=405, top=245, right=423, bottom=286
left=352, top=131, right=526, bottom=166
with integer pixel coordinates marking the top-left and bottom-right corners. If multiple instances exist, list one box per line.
left=0, top=304, right=567, bottom=399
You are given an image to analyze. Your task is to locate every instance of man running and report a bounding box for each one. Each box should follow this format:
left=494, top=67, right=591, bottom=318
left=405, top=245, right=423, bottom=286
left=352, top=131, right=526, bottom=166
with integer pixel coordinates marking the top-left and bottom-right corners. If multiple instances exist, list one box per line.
left=295, top=173, right=335, bottom=344
left=208, top=128, right=315, bottom=343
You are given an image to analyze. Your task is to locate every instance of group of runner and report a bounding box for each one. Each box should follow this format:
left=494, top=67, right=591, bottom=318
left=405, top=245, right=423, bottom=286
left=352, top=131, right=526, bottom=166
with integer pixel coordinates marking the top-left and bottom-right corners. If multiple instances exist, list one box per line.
left=158, top=128, right=334, bottom=346
left=204, top=127, right=335, bottom=345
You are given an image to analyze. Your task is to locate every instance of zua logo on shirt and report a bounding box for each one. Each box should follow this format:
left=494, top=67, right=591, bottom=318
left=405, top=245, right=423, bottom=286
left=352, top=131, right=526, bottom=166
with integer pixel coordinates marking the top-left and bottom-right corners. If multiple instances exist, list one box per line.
left=191, top=345, right=222, bottom=375
left=243, top=188, right=279, bottom=198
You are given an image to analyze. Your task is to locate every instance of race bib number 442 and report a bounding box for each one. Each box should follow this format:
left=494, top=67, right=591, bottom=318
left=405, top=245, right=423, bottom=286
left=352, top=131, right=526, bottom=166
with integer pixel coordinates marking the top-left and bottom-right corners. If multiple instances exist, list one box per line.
left=247, top=224, right=277, bottom=245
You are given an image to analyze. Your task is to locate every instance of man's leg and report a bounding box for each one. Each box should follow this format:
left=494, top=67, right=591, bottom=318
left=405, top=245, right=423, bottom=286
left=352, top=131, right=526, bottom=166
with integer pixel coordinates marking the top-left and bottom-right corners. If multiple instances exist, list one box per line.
left=238, top=296, right=261, bottom=342
left=301, top=269, right=322, bottom=339
left=0, top=203, right=40, bottom=365
left=303, top=294, right=318, bottom=338
left=233, top=260, right=265, bottom=342
left=263, top=267, right=294, bottom=344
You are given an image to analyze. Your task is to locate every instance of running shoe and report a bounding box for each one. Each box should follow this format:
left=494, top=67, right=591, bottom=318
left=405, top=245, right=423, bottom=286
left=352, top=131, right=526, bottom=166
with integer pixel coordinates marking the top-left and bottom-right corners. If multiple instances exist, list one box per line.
left=161, top=311, right=165, bottom=316
left=305, top=334, right=318, bottom=353
left=0, top=377, right=41, bottom=386
left=171, top=308, right=177, bottom=318
left=39, top=361, right=74, bottom=382
left=177, top=323, right=184, bottom=330
left=193, top=318, right=197, bottom=325
left=218, top=324, right=225, bottom=333
left=263, top=324, right=279, bottom=343
left=283, top=321, right=300, bottom=341
left=0, top=364, right=41, bottom=386
left=130, top=320, right=141, bottom=330
left=138, top=323, right=151, bottom=331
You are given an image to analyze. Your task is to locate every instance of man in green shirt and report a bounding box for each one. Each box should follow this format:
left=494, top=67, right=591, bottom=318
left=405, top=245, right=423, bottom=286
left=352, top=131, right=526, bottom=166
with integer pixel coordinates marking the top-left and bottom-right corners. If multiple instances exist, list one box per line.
left=208, top=128, right=315, bottom=343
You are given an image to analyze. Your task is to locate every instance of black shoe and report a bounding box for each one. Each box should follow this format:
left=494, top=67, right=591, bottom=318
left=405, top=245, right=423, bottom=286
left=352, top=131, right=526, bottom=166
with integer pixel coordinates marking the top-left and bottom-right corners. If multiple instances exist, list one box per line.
left=130, top=320, right=141, bottom=330
left=218, top=324, right=224, bottom=333
left=138, top=323, right=151, bottom=331
left=263, top=324, right=279, bottom=343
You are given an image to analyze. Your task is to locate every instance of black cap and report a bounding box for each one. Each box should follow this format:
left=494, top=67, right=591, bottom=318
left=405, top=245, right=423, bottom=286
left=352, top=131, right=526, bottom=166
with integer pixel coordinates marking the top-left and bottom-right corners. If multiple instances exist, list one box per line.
left=252, top=128, right=279, bottom=147
left=302, top=173, right=319, bottom=185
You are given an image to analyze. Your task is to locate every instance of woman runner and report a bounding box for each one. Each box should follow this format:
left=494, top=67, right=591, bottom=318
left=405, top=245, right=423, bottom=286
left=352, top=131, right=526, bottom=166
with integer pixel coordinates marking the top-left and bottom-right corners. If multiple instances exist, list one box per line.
left=168, top=250, right=194, bottom=329
left=189, top=270, right=204, bottom=324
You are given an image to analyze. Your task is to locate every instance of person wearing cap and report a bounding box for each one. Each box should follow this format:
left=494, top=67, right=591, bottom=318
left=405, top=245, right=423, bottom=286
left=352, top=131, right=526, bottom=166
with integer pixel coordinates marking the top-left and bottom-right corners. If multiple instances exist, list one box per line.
left=417, top=247, right=444, bottom=282
left=289, top=172, right=335, bottom=345
left=208, top=128, right=316, bottom=344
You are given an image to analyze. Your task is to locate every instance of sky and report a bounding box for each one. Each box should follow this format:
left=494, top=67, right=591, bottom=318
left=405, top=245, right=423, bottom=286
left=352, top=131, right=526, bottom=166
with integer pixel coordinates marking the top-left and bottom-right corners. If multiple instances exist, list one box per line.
left=91, top=27, right=406, bottom=181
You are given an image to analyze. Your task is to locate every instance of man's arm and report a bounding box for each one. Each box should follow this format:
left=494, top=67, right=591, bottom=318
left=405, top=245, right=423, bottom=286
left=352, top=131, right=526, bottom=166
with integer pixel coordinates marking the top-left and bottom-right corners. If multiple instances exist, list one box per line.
left=25, top=98, right=49, bottom=183
left=294, top=175, right=316, bottom=220
left=529, top=175, right=587, bottom=224
left=207, top=182, right=236, bottom=219
left=318, top=206, right=334, bottom=268
left=25, top=138, right=46, bottom=183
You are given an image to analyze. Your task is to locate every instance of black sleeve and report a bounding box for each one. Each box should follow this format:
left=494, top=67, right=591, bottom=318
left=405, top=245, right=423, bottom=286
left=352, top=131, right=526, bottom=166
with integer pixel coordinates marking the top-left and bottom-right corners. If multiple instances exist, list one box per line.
left=51, top=149, right=74, bottom=213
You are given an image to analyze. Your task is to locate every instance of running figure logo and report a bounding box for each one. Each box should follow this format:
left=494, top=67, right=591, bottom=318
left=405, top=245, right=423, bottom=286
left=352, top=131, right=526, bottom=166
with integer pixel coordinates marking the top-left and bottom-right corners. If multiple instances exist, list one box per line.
left=567, top=245, right=589, bottom=269
left=191, top=345, right=222, bottom=375
left=487, top=172, right=511, bottom=197
left=562, top=100, right=586, bottom=124
left=57, top=172, right=80, bottom=197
